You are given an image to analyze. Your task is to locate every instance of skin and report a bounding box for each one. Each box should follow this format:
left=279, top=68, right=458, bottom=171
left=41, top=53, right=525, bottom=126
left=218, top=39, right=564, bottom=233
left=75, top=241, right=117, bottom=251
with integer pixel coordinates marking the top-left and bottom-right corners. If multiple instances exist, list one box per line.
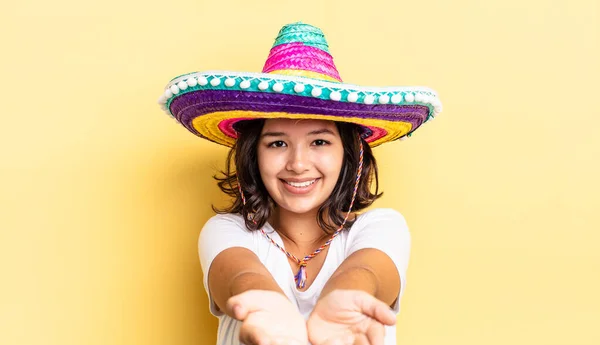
left=207, top=119, right=400, bottom=345
left=257, top=118, right=344, bottom=226
left=258, top=119, right=344, bottom=290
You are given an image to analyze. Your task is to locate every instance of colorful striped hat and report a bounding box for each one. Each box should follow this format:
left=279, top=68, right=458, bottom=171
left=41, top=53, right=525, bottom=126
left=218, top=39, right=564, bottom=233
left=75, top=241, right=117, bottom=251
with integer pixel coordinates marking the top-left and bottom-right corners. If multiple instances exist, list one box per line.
left=158, top=22, right=442, bottom=147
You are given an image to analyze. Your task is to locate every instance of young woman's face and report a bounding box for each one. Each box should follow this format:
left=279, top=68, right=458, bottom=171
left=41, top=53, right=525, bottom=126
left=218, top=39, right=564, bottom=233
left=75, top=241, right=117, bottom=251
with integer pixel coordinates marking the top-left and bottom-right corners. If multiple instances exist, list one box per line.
left=257, top=119, right=344, bottom=215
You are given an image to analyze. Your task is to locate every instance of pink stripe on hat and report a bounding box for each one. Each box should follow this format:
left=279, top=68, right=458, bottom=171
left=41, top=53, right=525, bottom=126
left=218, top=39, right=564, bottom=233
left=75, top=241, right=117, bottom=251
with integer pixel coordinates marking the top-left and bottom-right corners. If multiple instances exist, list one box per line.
left=262, top=42, right=342, bottom=82
left=218, top=117, right=253, bottom=138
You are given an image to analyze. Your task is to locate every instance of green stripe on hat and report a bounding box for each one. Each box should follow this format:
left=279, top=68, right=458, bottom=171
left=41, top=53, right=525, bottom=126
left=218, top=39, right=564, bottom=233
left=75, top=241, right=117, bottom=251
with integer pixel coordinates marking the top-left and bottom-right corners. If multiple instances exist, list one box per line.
left=272, top=22, right=330, bottom=53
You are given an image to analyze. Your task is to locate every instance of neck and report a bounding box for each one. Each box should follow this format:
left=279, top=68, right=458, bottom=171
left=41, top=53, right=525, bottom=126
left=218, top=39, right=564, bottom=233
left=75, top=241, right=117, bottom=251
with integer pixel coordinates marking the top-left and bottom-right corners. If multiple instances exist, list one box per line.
left=269, top=207, right=329, bottom=248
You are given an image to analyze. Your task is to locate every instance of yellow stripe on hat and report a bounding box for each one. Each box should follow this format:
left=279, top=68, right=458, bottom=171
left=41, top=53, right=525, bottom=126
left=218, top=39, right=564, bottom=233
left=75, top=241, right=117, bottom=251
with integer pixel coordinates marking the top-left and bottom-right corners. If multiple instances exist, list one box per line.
left=191, top=110, right=412, bottom=147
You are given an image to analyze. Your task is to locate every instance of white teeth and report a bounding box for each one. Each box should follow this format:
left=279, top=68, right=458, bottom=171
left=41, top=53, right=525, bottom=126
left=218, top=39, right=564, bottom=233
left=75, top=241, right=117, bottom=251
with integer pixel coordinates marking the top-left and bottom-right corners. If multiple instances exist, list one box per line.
left=285, top=179, right=316, bottom=188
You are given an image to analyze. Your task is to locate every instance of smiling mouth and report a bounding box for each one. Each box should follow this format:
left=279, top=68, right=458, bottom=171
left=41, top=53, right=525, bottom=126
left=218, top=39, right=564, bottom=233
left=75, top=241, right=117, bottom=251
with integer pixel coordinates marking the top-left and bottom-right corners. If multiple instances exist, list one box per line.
left=281, top=178, right=319, bottom=188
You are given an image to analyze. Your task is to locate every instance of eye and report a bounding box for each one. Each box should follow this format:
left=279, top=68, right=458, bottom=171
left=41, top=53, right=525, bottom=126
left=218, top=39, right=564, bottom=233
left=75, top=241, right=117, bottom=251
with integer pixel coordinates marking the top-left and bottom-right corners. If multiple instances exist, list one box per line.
left=312, top=139, right=330, bottom=146
left=268, top=140, right=287, bottom=148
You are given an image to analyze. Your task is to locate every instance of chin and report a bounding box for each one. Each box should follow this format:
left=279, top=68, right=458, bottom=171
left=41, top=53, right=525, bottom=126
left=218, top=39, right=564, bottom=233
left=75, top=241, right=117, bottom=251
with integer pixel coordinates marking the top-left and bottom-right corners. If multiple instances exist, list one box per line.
left=277, top=200, right=323, bottom=215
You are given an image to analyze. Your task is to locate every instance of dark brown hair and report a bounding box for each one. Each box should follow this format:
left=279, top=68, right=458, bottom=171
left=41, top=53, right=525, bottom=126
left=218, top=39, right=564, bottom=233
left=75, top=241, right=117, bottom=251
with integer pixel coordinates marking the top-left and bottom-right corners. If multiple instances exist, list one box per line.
left=212, top=119, right=382, bottom=233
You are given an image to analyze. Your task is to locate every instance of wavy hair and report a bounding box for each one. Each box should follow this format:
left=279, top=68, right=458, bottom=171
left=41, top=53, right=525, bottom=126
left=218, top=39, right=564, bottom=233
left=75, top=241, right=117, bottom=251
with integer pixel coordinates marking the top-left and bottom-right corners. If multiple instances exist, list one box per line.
left=212, top=119, right=382, bottom=233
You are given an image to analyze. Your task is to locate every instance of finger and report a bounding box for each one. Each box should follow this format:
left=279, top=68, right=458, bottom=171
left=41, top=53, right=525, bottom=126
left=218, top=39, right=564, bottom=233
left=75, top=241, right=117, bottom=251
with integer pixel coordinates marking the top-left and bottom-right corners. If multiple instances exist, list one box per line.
left=365, top=322, right=385, bottom=345
left=353, top=292, right=397, bottom=326
left=239, top=322, right=271, bottom=345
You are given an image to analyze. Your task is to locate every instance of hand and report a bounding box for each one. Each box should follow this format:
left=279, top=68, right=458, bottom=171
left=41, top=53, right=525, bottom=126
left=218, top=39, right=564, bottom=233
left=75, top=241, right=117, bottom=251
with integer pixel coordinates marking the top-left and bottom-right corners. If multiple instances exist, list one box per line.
left=226, top=290, right=308, bottom=345
left=307, top=290, right=397, bottom=345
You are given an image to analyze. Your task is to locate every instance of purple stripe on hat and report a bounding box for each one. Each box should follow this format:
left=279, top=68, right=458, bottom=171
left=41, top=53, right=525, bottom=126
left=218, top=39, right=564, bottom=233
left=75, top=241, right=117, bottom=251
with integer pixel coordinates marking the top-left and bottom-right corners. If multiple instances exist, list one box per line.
left=169, top=90, right=429, bottom=137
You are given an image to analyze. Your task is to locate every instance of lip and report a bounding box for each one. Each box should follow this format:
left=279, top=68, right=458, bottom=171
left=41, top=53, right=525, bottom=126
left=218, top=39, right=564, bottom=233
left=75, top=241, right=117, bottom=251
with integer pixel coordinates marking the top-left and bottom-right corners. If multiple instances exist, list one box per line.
left=280, top=178, right=320, bottom=195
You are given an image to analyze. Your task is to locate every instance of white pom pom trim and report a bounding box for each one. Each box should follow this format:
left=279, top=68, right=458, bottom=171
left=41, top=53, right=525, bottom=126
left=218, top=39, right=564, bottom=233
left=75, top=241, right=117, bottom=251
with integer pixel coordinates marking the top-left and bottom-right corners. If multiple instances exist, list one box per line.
left=258, top=81, right=269, bottom=90
left=197, top=76, right=208, bottom=86
left=186, top=77, right=197, bottom=87
left=240, top=80, right=251, bottom=89
left=330, top=91, right=342, bottom=101
left=160, top=73, right=443, bottom=124
left=178, top=81, right=188, bottom=91
left=348, top=92, right=359, bottom=103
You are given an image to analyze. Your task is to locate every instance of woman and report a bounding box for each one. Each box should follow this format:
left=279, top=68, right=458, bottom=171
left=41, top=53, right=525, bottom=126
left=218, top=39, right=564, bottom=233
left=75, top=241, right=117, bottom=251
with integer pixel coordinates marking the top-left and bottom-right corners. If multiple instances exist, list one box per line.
left=158, top=22, right=442, bottom=345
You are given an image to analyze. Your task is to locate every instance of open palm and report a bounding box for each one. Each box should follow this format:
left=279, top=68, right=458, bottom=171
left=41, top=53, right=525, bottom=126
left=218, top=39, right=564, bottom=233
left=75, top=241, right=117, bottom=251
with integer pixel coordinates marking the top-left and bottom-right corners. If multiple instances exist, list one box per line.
left=227, top=290, right=307, bottom=345
left=307, top=290, right=397, bottom=345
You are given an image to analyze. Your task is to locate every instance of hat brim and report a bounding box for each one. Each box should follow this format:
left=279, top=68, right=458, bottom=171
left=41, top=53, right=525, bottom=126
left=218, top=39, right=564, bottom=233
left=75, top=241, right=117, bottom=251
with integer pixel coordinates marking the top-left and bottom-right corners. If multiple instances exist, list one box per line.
left=159, top=71, right=442, bottom=147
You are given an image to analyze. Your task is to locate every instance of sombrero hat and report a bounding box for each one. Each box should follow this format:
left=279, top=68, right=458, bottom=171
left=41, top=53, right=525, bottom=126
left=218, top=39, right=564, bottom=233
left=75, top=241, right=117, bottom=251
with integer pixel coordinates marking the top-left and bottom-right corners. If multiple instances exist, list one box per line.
left=158, top=22, right=442, bottom=147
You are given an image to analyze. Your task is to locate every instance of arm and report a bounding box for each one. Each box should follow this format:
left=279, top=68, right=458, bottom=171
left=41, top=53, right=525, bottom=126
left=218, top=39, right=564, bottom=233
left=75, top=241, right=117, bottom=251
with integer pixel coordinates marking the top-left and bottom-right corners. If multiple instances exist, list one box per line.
left=200, top=217, right=307, bottom=345
left=307, top=209, right=410, bottom=345
left=318, top=248, right=400, bottom=307
left=307, top=252, right=399, bottom=345
left=199, top=215, right=284, bottom=315
left=207, top=246, right=285, bottom=315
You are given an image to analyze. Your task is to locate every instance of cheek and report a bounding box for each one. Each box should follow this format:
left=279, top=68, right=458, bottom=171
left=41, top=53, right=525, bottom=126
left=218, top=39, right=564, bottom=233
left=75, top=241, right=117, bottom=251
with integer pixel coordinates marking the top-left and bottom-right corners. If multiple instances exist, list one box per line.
left=257, top=149, right=281, bottom=180
left=317, top=148, right=344, bottom=176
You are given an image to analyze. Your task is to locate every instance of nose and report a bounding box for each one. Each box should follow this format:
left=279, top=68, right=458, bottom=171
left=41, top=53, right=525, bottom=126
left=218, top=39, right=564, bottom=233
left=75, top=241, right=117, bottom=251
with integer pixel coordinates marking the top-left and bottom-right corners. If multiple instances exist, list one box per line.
left=285, top=146, right=311, bottom=174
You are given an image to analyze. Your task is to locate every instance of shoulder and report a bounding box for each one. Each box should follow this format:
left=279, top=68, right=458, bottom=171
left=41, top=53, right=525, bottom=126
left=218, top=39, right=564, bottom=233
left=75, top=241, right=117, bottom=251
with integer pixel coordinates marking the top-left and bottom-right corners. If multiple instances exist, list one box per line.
left=344, top=207, right=411, bottom=269
left=345, top=208, right=410, bottom=249
left=202, top=212, right=248, bottom=231
left=353, top=208, right=408, bottom=228
left=199, top=213, right=255, bottom=245
left=198, top=213, right=257, bottom=267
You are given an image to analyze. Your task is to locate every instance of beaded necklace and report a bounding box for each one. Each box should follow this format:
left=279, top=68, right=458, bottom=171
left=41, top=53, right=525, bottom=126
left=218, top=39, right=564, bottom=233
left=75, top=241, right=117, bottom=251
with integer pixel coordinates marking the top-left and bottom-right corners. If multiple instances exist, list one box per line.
left=237, top=136, right=364, bottom=289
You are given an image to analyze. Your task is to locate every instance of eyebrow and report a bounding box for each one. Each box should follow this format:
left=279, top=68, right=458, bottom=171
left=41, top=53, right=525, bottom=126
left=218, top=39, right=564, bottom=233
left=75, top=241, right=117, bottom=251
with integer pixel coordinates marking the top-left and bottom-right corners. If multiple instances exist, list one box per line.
left=260, top=131, right=286, bottom=138
left=307, top=128, right=335, bottom=136
left=260, top=128, right=335, bottom=138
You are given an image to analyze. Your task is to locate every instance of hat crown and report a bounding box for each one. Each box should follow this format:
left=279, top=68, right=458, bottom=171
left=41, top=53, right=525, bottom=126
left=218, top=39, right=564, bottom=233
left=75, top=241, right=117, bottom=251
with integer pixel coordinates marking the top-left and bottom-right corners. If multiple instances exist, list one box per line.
left=262, top=22, right=342, bottom=82
left=273, top=22, right=331, bottom=52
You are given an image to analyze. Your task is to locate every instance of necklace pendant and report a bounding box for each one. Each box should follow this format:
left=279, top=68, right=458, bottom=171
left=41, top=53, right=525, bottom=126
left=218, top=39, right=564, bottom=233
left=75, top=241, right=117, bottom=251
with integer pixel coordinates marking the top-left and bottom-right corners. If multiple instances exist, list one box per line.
left=294, top=263, right=308, bottom=289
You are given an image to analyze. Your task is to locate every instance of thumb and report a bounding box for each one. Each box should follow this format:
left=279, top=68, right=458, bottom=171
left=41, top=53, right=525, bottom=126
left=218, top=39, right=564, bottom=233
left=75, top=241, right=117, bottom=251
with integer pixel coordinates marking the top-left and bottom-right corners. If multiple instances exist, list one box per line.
left=353, top=292, right=397, bottom=326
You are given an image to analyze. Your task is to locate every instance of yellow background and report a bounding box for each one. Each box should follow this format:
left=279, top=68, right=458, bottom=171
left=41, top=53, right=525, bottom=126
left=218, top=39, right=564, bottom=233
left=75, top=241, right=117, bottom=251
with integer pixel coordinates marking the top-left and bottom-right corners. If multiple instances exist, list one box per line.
left=1, top=0, right=599, bottom=344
